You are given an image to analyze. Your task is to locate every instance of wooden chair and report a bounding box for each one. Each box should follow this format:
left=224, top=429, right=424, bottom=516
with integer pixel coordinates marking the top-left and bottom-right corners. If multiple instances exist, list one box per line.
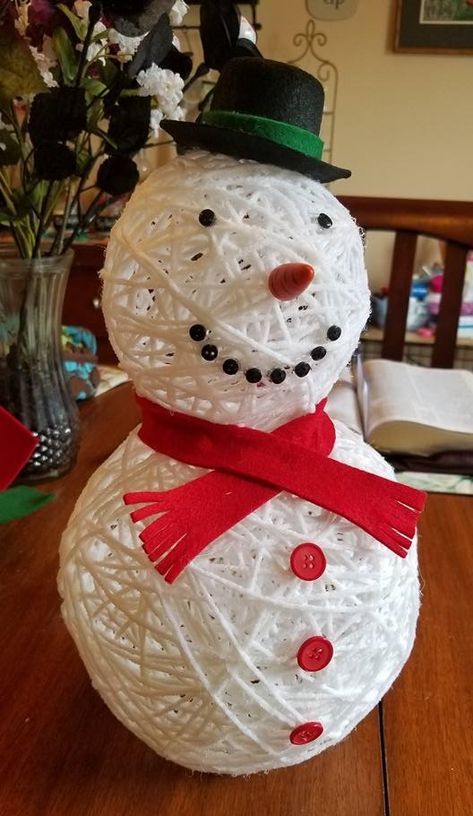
left=339, top=197, right=473, bottom=368
left=67, top=198, right=473, bottom=367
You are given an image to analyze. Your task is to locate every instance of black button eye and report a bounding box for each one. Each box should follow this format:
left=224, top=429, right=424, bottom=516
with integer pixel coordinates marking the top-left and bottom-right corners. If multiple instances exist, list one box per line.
left=317, top=213, right=333, bottom=229
left=189, top=324, right=207, bottom=341
left=199, top=209, right=216, bottom=227
left=327, top=325, right=341, bottom=341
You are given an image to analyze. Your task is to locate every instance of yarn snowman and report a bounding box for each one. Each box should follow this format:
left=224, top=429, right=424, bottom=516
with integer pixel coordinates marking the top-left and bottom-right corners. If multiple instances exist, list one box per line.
left=59, top=59, right=425, bottom=776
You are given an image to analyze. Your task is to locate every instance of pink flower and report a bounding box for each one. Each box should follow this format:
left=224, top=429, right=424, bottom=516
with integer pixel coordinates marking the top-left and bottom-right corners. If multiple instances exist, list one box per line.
left=27, top=0, right=74, bottom=46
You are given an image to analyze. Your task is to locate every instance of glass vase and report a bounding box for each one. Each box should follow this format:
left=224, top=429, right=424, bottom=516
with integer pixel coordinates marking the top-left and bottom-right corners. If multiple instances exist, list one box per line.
left=0, top=251, right=80, bottom=481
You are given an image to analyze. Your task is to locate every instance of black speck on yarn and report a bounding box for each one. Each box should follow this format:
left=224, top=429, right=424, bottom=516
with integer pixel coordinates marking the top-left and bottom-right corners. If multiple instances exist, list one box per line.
left=318, top=213, right=333, bottom=229
left=199, top=209, right=216, bottom=227
left=298, top=305, right=308, bottom=311
left=191, top=252, right=203, bottom=261
left=294, top=362, right=311, bottom=378
left=327, top=325, right=342, bottom=341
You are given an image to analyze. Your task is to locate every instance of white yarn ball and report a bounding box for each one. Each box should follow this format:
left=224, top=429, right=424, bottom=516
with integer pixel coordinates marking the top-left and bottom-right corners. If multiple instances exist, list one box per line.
left=59, top=423, right=418, bottom=775
left=59, top=150, right=419, bottom=776
left=101, top=151, right=370, bottom=430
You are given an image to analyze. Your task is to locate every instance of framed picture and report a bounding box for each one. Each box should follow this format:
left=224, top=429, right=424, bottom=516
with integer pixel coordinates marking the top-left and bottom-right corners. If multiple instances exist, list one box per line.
left=395, top=0, right=473, bottom=54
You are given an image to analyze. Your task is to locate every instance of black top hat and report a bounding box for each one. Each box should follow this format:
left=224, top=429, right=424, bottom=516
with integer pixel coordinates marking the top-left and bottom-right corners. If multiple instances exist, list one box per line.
left=161, top=58, right=351, bottom=183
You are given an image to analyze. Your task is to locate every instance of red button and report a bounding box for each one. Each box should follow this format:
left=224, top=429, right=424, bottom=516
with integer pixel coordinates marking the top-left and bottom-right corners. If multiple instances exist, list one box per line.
left=297, top=636, right=333, bottom=672
left=290, top=543, right=326, bottom=580
left=290, top=721, right=324, bottom=745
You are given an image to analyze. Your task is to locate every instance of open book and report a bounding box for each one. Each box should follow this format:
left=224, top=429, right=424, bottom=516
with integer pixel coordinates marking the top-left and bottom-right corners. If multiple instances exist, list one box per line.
left=327, top=359, right=473, bottom=458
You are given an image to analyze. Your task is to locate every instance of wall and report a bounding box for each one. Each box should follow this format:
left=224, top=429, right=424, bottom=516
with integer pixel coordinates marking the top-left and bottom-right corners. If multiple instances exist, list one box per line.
left=257, top=0, right=472, bottom=287
left=258, top=0, right=472, bottom=199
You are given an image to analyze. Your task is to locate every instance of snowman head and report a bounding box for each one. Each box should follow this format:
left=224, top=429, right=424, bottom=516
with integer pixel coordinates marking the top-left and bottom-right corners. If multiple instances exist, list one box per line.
left=102, top=150, right=370, bottom=430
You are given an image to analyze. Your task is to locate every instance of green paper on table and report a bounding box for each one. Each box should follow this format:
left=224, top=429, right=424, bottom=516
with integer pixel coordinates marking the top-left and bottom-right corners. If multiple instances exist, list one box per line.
left=0, top=485, right=54, bottom=523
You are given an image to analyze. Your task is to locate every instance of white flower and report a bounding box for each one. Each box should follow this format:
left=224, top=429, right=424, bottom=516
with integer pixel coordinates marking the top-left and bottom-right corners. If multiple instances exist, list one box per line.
left=42, top=36, right=57, bottom=65
left=149, top=108, right=164, bottom=137
left=29, top=46, right=58, bottom=88
left=136, top=66, right=184, bottom=117
left=74, top=0, right=92, bottom=19
left=239, top=16, right=257, bottom=44
left=14, top=1, right=29, bottom=37
left=108, top=29, right=144, bottom=61
left=169, top=0, right=188, bottom=26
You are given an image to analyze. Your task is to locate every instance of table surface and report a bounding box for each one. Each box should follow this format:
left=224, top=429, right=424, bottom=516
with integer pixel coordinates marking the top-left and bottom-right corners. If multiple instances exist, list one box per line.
left=1, top=384, right=472, bottom=816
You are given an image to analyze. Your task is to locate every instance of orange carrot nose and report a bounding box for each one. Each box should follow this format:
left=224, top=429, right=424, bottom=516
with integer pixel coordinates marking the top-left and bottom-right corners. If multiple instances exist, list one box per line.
left=268, top=263, right=315, bottom=301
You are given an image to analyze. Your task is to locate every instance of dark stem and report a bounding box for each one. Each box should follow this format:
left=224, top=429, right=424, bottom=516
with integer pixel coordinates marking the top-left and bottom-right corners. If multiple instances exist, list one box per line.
left=198, top=85, right=215, bottom=113
left=183, top=62, right=209, bottom=93
left=75, top=4, right=101, bottom=89
left=48, top=181, right=73, bottom=257
left=32, top=181, right=54, bottom=259
left=62, top=189, right=103, bottom=254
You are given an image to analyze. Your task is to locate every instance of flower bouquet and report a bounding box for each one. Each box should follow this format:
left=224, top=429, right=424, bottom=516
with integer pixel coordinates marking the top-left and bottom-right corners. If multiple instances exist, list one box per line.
left=0, top=0, right=260, bottom=257
left=0, top=0, right=260, bottom=481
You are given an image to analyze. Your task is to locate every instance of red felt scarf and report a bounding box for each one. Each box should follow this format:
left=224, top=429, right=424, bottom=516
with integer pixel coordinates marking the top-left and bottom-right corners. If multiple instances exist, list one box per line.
left=124, top=396, right=426, bottom=583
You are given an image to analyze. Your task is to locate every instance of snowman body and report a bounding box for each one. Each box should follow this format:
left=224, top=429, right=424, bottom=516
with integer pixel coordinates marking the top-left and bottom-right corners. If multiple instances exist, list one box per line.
left=59, top=152, right=419, bottom=775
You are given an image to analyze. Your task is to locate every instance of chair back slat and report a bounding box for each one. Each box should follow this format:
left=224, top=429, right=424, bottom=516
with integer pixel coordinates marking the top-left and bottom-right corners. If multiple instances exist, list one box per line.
left=432, top=243, right=469, bottom=368
left=382, top=231, right=417, bottom=361
left=338, top=196, right=473, bottom=367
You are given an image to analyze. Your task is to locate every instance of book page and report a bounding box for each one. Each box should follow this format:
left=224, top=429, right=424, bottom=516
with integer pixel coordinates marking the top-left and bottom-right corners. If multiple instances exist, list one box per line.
left=326, top=368, right=363, bottom=436
left=363, top=360, right=473, bottom=437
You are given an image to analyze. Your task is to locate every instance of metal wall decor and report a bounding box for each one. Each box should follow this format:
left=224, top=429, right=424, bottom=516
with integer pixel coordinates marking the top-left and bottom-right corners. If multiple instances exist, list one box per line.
left=289, top=1, right=339, bottom=167
left=307, top=0, right=358, bottom=21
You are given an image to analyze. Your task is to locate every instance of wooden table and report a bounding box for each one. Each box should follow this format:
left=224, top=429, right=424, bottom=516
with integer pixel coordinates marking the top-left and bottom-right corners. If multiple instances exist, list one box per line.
left=1, top=385, right=472, bottom=816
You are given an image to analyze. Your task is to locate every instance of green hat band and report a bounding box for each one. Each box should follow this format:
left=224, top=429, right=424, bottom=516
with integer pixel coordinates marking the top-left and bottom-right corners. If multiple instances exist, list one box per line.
left=201, top=110, right=324, bottom=160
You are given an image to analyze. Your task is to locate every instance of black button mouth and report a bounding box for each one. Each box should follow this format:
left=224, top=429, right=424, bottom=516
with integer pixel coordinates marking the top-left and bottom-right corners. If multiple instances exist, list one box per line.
left=188, top=325, right=329, bottom=384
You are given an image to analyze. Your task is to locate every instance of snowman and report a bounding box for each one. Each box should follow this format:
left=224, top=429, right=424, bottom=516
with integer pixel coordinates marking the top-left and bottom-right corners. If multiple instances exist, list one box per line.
left=59, top=59, right=425, bottom=776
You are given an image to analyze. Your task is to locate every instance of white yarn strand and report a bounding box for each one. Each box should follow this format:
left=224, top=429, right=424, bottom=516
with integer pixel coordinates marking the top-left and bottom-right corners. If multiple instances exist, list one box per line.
left=60, top=422, right=419, bottom=775
left=101, top=151, right=370, bottom=429
left=59, top=151, right=419, bottom=776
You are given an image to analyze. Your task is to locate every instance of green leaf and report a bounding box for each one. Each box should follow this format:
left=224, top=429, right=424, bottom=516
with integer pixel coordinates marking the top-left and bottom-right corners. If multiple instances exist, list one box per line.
left=87, top=99, right=104, bottom=130
left=91, top=28, right=108, bottom=44
left=0, top=485, right=54, bottom=523
left=57, top=3, right=87, bottom=41
left=100, top=60, right=119, bottom=87
left=83, top=78, right=107, bottom=100
left=0, top=17, right=46, bottom=103
left=76, top=147, right=92, bottom=175
left=52, top=27, right=79, bottom=86
left=0, top=210, right=15, bottom=225
left=89, top=127, right=117, bottom=150
left=0, top=130, right=21, bottom=166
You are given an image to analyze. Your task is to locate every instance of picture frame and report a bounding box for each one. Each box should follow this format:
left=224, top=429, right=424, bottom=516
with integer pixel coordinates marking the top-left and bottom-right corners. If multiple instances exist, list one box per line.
left=395, top=0, right=473, bottom=54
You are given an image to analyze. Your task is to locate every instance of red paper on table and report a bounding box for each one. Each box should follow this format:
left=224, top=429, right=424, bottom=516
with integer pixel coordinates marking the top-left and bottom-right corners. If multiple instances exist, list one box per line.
left=0, top=407, right=37, bottom=490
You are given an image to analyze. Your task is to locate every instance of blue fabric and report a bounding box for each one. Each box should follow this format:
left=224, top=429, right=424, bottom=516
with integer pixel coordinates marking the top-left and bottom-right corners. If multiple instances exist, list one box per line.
left=62, top=325, right=100, bottom=401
